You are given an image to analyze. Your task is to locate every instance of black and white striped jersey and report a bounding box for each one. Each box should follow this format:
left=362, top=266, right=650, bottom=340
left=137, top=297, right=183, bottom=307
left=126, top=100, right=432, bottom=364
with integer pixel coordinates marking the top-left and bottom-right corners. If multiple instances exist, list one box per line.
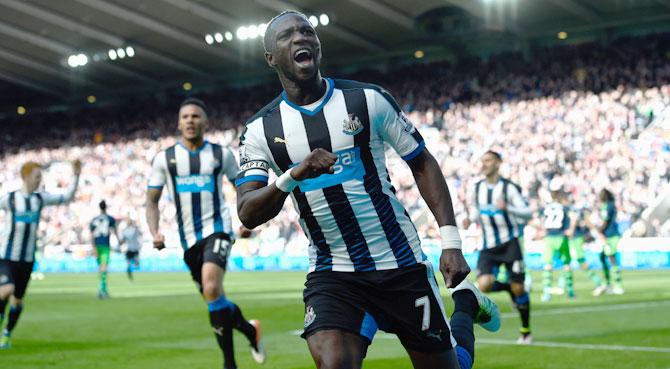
left=148, top=141, right=238, bottom=250
left=236, top=78, right=427, bottom=272
left=0, top=188, right=76, bottom=263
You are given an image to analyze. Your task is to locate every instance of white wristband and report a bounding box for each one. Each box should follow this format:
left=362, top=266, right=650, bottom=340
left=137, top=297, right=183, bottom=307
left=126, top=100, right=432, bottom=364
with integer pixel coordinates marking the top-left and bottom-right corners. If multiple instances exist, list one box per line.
left=439, top=225, right=462, bottom=250
left=275, top=168, right=299, bottom=193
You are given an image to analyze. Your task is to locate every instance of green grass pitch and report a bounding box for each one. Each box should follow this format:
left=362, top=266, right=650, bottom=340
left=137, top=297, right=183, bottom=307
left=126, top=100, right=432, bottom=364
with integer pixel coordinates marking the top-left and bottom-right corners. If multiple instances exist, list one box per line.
left=2, top=269, right=669, bottom=369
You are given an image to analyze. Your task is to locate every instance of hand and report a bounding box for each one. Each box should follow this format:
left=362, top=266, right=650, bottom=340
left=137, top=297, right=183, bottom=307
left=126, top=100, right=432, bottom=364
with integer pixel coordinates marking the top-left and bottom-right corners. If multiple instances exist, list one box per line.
left=72, top=160, right=82, bottom=176
left=439, top=249, right=471, bottom=288
left=462, top=218, right=471, bottom=229
left=153, top=233, right=166, bottom=250
left=496, top=199, right=507, bottom=210
left=291, top=148, right=337, bottom=181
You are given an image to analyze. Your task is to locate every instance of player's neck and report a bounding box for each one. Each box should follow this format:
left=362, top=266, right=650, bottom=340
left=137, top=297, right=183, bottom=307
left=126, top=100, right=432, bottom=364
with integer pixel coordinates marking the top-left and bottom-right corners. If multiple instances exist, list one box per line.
left=281, top=74, right=325, bottom=106
left=181, top=137, right=205, bottom=152
left=21, top=185, right=35, bottom=194
left=486, top=173, right=500, bottom=184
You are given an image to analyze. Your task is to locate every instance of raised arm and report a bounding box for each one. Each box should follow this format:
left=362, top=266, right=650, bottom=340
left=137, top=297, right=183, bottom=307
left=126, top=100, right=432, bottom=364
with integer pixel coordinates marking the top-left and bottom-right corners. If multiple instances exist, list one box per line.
left=505, top=183, right=532, bottom=220
left=237, top=148, right=336, bottom=229
left=42, top=160, right=81, bottom=206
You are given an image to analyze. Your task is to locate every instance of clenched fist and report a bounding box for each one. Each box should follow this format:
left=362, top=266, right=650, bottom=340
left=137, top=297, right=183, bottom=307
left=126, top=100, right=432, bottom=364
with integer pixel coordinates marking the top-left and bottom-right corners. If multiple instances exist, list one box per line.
left=291, top=148, right=337, bottom=181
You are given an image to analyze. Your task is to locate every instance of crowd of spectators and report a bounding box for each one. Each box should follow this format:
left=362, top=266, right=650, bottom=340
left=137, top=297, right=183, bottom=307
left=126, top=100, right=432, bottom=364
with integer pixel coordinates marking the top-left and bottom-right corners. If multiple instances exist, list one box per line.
left=1, top=32, right=669, bottom=256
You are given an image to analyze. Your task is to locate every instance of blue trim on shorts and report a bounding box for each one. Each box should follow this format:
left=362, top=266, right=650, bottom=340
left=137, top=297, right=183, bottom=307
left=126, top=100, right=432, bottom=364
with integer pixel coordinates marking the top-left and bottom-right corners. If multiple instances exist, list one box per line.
left=207, top=296, right=232, bottom=312
left=359, top=311, right=378, bottom=342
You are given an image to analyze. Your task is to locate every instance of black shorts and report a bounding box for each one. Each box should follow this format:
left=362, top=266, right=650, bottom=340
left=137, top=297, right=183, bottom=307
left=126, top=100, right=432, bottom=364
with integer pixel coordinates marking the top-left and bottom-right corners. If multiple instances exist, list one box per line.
left=0, top=260, right=34, bottom=299
left=125, top=251, right=139, bottom=261
left=477, top=237, right=525, bottom=283
left=183, top=233, right=231, bottom=292
left=301, top=262, right=454, bottom=353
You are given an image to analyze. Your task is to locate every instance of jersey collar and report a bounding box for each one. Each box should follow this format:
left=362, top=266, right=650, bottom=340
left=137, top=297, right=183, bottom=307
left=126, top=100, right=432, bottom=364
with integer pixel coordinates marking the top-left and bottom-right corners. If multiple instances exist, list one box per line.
left=178, top=140, right=209, bottom=155
left=281, top=78, right=334, bottom=117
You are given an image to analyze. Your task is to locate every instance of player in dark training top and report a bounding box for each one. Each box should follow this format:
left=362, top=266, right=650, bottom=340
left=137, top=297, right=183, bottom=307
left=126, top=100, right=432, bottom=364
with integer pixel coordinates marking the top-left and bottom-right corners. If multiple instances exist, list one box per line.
left=89, top=200, right=120, bottom=299
left=236, top=11, right=500, bottom=369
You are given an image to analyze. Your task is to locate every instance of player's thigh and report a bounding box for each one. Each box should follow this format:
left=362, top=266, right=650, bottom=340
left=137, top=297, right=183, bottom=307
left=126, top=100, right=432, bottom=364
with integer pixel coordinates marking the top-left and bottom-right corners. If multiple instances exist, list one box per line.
left=407, top=348, right=460, bottom=369
left=11, top=262, right=33, bottom=299
left=558, top=238, right=571, bottom=266
left=476, top=250, right=498, bottom=290
left=201, top=233, right=233, bottom=297
left=302, top=272, right=375, bottom=347
left=374, top=263, right=454, bottom=354
left=542, top=237, right=558, bottom=266
left=0, top=260, right=15, bottom=299
left=502, top=239, right=525, bottom=284
left=604, top=236, right=620, bottom=256
left=306, top=329, right=367, bottom=369
left=183, top=243, right=205, bottom=292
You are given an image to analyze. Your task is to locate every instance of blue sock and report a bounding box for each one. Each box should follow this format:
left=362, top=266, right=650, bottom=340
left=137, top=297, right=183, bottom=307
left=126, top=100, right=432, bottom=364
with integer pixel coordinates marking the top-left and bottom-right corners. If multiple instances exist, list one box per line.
left=456, top=346, right=473, bottom=369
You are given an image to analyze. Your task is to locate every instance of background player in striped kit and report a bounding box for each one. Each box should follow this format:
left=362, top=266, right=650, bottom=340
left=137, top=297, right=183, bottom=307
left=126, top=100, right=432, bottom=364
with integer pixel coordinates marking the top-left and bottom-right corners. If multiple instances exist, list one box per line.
left=146, top=98, right=264, bottom=369
left=120, top=217, right=142, bottom=281
left=464, top=151, right=533, bottom=344
left=0, top=160, right=81, bottom=349
left=89, top=200, right=120, bottom=299
left=236, top=11, right=500, bottom=369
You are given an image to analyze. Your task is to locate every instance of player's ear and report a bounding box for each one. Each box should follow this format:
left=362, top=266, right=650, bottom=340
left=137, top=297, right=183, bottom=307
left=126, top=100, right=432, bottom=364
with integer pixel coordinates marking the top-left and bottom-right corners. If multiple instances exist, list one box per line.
left=265, top=51, right=276, bottom=68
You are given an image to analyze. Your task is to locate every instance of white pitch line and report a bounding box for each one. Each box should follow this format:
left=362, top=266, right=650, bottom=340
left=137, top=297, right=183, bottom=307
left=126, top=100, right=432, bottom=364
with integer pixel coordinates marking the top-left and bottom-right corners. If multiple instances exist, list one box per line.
left=288, top=331, right=670, bottom=353
left=477, top=338, right=670, bottom=353
left=501, top=300, right=670, bottom=318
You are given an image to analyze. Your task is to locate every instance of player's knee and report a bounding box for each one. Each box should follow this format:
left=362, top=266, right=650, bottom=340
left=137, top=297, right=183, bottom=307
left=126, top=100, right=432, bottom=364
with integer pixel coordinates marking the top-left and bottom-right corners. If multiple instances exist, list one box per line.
left=510, top=282, right=525, bottom=296
left=0, top=284, right=13, bottom=300
left=316, top=349, right=361, bottom=369
left=543, top=265, right=553, bottom=271
left=202, top=282, right=222, bottom=301
left=476, top=276, right=493, bottom=292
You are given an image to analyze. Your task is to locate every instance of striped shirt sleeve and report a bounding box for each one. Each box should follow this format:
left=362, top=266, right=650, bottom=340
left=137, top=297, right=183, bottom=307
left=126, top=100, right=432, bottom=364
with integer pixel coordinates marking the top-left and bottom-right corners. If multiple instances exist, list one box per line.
left=235, top=120, right=270, bottom=187
left=148, top=152, right=167, bottom=190
left=0, top=194, right=9, bottom=210
left=222, top=147, right=240, bottom=183
left=372, top=89, right=425, bottom=161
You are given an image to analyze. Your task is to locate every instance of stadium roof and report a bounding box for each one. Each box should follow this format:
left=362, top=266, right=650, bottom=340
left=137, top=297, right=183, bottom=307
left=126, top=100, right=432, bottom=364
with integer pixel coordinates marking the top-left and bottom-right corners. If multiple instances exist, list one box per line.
left=1, top=0, right=670, bottom=110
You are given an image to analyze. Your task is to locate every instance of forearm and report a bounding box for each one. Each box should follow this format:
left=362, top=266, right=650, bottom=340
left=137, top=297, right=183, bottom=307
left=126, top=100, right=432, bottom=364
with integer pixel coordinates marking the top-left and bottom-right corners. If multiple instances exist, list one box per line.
left=145, top=202, right=161, bottom=238
left=410, top=152, right=457, bottom=226
left=506, top=205, right=533, bottom=220
left=237, top=185, right=290, bottom=229
left=61, top=175, right=80, bottom=203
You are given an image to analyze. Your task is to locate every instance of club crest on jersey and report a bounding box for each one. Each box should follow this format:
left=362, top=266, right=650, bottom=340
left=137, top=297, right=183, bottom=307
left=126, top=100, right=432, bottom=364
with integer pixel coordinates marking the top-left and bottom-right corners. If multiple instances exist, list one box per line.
left=342, top=114, right=363, bottom=135
left=304, top=306, right=316, bottom=328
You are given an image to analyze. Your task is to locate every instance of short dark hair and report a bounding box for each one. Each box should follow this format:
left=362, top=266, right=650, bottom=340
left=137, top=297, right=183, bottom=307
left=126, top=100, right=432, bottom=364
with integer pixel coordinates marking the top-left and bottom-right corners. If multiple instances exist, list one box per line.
left=484, top=150, right=502, bottom=161
left=180, top=97, right=207, bottom=113
left=263, top=10, right=309, bottom=52
left=99, top=200, right=107, bottom=211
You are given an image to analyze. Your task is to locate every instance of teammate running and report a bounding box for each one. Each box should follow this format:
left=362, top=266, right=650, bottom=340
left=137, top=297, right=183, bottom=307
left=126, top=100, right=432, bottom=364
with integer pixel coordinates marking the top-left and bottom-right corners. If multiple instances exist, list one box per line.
left=0, top=160, right=81, bottom=349
left=121, top=217, right=142, bottom=280
left=464, top=151, right=533, bottom=344
left=146, top=98, right=265, bottom=369
left=89, top=200, right=120, bottom=299
left=236, top=11, right=501, bottom=369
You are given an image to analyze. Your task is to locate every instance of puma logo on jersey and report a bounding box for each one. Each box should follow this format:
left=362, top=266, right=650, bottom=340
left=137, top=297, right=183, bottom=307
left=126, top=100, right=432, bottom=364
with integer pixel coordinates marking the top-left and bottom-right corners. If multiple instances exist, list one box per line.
left=274, top=137, right=287, bottom=144
left=170, top=159, right=177, bottom=164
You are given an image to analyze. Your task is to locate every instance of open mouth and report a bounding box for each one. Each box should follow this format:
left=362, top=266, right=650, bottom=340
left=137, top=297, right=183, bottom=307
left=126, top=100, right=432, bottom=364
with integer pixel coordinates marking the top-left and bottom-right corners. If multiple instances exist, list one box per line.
left=293, top=48, right=314, bottom=66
